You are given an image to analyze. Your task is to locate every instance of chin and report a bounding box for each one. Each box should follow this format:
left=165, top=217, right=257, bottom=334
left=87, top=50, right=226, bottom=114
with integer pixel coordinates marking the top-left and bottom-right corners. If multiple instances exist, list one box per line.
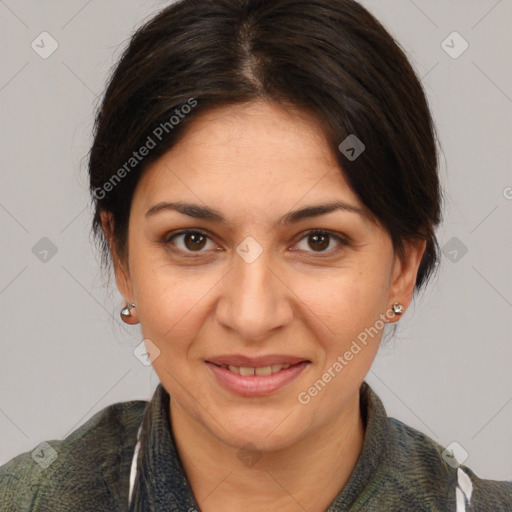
left=206, top=407, right=311, bottom=453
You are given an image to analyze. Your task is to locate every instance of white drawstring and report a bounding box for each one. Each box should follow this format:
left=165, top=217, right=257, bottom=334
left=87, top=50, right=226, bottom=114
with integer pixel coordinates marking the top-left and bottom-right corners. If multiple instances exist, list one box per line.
left=455, top=467, right=473, bottom=512
left=128, top=424, right=143, bottom=507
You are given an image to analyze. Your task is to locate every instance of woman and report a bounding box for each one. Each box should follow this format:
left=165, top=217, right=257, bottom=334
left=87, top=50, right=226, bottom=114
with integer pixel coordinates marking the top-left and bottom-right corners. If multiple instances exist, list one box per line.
left=0, top=0, right=510, bottom=510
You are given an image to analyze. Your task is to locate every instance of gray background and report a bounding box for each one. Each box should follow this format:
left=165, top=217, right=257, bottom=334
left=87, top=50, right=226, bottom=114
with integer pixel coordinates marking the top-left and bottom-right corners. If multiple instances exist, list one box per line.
left=1, top=0, right=511, bottom=480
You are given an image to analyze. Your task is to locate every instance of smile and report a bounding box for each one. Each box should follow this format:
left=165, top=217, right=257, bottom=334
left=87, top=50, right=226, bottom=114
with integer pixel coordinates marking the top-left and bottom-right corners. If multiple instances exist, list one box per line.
left=217, top=363, right=292, bottom=376
left=205, top=358, right=310, bottom=396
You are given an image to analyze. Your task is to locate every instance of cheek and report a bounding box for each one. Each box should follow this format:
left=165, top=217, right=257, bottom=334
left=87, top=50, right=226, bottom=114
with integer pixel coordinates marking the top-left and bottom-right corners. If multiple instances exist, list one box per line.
left=289, top=266, right=392, bottom=386
left=131, top=266, right=212, bottom=351
left=295, top=267, right=389, bottom=332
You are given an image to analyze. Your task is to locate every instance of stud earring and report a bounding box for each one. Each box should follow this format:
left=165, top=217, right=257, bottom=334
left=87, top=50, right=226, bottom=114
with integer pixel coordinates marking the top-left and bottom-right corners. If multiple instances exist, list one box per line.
left=120, top=302, right=138, bottom=324
left=392, top=302, right=404, bottom=315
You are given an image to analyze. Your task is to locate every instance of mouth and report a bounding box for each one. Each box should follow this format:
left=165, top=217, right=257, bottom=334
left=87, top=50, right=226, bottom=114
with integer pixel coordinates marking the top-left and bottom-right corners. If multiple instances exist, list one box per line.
left=212, top=362, right=296, bottom=376
left=205, top=355, right=311, bottom=396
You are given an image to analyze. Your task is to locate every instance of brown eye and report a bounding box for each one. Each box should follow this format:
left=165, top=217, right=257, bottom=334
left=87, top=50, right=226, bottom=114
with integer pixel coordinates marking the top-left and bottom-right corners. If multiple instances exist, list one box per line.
left=183, top=232, right=207, bottom=251
left=294, top=230, right=348, bottom=255
left=308, top=232, right=330, bottom=251
left=164, top=230, right=215, bottom=254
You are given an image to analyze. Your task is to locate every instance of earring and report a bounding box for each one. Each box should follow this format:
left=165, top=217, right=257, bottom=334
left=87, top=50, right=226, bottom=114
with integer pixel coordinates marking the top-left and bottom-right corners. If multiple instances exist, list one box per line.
left=392, top=302, right=404, bottom=315
left=120, top=302, right=138, bottom=324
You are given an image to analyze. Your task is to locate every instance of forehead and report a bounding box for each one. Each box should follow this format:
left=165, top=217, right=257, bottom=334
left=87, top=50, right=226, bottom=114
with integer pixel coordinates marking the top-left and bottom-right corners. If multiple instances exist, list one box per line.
left=133, top=100, right=363, bottom=216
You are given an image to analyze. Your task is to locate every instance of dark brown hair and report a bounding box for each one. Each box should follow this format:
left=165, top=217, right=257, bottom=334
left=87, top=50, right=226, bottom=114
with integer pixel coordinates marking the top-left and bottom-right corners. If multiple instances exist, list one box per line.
left=89, top=0, right=442, bottom=291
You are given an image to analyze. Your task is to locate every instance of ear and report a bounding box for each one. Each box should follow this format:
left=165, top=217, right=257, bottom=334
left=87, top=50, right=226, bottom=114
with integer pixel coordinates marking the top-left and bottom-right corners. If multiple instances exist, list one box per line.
left=387, top=237, right=427, bottom=322
left=100, top=211, right=134, bottom=302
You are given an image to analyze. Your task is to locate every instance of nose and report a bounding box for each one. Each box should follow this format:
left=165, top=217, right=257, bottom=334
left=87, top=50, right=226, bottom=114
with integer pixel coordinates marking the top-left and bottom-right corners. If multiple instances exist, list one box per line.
left=215, top=247, right=294, bottom=342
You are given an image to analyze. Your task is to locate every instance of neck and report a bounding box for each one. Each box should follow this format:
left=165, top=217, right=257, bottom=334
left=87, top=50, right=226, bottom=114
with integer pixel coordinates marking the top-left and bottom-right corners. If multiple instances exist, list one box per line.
left=169, top=391, right=365, bottom=512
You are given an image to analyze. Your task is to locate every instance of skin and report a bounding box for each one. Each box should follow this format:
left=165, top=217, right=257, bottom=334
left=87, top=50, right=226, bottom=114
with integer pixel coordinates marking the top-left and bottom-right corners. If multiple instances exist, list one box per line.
left=102, top=100, right=426, bottom=511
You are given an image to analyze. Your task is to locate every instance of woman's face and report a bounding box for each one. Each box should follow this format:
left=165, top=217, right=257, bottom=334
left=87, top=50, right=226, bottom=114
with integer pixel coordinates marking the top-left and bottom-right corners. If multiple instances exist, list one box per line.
left=109, top=100, right=425, bottom=451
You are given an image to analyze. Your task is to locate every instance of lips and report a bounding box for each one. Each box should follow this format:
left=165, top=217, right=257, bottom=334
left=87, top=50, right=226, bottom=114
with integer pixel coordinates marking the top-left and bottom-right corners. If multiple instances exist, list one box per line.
left=205, top=354, right=311, bottom=396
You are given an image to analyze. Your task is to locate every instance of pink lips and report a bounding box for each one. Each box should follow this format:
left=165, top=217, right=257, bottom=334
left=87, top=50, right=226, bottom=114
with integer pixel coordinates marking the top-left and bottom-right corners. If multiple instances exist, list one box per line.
left=205, top=354, right=310, bottom=396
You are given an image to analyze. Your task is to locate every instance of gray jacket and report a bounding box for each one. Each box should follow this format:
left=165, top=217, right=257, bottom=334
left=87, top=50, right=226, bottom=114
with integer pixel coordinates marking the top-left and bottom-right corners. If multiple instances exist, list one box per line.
left=1, top=381, right=510, bottom=511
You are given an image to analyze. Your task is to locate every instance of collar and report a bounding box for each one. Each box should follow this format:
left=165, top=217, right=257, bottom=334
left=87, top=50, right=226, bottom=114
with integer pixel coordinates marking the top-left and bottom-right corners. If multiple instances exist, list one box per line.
left=129, top=382, right=200, bottom=511
left=129, top=380, right=389, bottom=511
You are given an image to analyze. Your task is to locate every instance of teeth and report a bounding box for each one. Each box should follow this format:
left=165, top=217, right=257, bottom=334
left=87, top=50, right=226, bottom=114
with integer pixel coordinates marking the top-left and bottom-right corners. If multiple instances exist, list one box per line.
left=221, top=363, right=292, bottom=375
left=255, top=366, right=272, bottom=376
left=272, top=364, right=290, bottom=372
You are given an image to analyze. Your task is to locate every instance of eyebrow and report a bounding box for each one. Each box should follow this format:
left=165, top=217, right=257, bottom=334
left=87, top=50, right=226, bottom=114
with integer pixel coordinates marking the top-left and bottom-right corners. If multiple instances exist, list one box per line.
left=145, top=200, right=371, bottom=225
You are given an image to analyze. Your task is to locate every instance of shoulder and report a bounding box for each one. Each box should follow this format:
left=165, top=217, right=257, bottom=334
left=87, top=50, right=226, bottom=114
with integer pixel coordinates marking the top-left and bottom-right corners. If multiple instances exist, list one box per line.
left=0, top=398, right=148, bottom=512
left=382, top=416, right=512, bottom=511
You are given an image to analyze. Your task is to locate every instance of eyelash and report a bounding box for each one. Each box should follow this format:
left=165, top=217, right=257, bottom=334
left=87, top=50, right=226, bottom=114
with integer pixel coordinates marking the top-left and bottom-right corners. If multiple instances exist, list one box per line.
left=161, top=228, right=349, bottom=258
